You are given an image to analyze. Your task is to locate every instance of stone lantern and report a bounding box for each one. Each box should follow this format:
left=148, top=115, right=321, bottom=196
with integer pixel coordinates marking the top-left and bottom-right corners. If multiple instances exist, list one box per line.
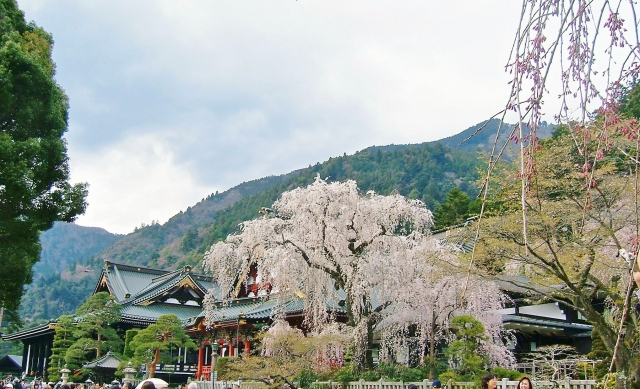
left=60, top=365, right=71, bottom=384
left=123, top=362, right=137, bottom=385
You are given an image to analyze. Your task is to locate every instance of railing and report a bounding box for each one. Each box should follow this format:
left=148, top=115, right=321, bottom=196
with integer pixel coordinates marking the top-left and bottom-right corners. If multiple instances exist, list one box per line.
left=194, top=381, right=265, bottom=389
left=194, top=378, right=598, bottom=389
left=156, top=363, right=199, bottom=374
left=309, top=378, right=598, bottom=389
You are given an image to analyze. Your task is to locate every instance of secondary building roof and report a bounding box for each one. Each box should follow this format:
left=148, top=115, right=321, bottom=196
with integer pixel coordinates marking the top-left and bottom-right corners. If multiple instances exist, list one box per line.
left=83, top=351, right=122, bottom=369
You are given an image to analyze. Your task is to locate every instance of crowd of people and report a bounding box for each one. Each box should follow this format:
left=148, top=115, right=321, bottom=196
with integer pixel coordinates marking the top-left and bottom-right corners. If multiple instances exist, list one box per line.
left=407, top=374, right=533, bottom=389
left=1, top=374, right=537, bottom=389
left=0, top=377, right=52, bottom=389
left=478, top=374, right=533, bottom=389
left=0, top=378, right=167, bottom=389
left=0, top=378, right=129, bottom=389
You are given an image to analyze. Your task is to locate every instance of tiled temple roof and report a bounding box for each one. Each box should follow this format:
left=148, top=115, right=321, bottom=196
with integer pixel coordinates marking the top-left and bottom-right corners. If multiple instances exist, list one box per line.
left=83, top=351, right=122, bottom=369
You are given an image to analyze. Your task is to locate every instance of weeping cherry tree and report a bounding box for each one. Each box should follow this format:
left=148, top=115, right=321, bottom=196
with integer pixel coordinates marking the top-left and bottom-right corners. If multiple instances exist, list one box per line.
left=203, top=176, right=513, bottom=370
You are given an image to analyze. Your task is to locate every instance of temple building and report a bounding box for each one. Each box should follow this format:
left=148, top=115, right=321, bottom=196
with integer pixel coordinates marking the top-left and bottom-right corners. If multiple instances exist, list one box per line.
left=2, top=258, right=594, bottom=382
left=2, top=261, right=320, bottom=382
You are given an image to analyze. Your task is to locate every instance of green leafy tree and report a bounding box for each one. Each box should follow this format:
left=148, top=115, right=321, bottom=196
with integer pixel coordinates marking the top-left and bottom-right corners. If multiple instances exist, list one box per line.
left=433, top=187, right=480, bottom=229
left=588, top=328, right=612, bottom=381
left=618, top=83, right=640, bottom=120
left=123, top=329, right=139, bottom=358
left=47, top=315, right=75, bottom=381
left=66, top=292, right=122, bottom=368
left=445, top=316, right=487, bottom=379
left=474, top=124, right=640, bottom=386
left=128, top=314, right=196, bottom=378
left=217, top=320, right=349, bottom=389
left=0, top=0, right=88, bottom=315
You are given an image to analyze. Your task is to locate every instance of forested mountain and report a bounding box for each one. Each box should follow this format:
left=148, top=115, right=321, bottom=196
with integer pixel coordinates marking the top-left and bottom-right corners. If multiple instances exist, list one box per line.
left=17, top=173, right=300, bottom=324
left=17, top=119, right=549, bottom=326
left=19, top=223, right=123, bottom=324
left=92, top=172, right=302, bottom=269
left=36, top=222, right=123, bottom=274
left=368, top=119, right=555, bottom=157
left=433, top=119, right=555, bottom=155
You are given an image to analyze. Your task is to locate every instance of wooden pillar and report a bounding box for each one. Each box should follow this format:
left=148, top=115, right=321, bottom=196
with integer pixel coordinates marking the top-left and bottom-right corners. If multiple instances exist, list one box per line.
left=196, top=346, right=204, bottom=378
left=24, top=344, right=31, bottom=376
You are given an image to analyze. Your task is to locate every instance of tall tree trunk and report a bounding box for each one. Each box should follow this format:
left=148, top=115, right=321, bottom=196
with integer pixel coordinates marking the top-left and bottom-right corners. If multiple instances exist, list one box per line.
left=365, top=321, right=374, bottom=369
left=149, top=348, right=161, bottom=378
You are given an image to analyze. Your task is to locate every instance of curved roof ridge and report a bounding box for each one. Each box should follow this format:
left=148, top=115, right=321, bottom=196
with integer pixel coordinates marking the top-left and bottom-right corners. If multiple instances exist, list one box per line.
left=112, top=264, right=131, bottom=300
left=129, top=271, right=209, bottom=306
left=150, top=267, right=185, bottom=283
left=83, top=351, right=122, bottom=369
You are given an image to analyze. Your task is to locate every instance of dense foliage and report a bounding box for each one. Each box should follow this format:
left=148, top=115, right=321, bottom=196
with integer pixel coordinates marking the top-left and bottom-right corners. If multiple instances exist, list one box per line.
left=432, top=188, right=481, bottom=230
left=0, top=0, right=88, bottom=313
left=470, top=121, right=640, bottom=385
left=64, top=292, right=122, bottom=376
left=128, top=314, right=195, bottom=378
left=47, top=315, right=74, bottom=381
left=18, top=222, right=121, bottom=324
left=20, top=266, right=98, bottom=325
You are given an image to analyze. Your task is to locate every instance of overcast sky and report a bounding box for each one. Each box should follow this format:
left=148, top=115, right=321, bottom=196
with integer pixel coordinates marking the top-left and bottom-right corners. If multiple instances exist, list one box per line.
left=19, top=1, right=525, bottom=234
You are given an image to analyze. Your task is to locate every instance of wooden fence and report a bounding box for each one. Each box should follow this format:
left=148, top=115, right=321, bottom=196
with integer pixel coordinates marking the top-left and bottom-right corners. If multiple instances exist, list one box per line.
left=194, top=378, right=598, bottom=389
left=311, top=379, right=598, bottom=389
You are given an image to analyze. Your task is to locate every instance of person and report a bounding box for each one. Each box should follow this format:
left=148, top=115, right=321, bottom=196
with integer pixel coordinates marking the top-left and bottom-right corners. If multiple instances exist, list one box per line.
left=140, top=382, right=155, bottom=389
left=407, top=385, right=417, bottom=389
left=431, top=381, right=441, bottom=389
left=481, top=374, right=498, bottom=389
left=517, top=377, right=532, bottom=389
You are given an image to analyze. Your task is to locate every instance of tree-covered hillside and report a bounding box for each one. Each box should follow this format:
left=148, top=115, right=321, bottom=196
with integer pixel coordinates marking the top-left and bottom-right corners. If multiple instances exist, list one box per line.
left=190, top=141, right=483, bottom=265
left=91, top=172, right=301, bottom=268
left=18, top=120, right=523, bottom=326
left=19, top=222, right=123, bottom=324
left=36, top=222, right=123, bottom=274
left=432, top=118, right=555, bottom=156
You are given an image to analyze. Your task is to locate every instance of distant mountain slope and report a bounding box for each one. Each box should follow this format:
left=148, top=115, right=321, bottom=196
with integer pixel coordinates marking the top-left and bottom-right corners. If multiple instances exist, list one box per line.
left=93, top=172, right=301, bottom=267
left=434, top=118, right=555, bottom=154
left=366, top=119, right=555, bottom=156
left=157, top=141, right=484, bottom=271
left=19, top=222, right=123, bottom=324
left=19, top=119, right=551, bottom=325
left=36, top=222, right=123, bottom=274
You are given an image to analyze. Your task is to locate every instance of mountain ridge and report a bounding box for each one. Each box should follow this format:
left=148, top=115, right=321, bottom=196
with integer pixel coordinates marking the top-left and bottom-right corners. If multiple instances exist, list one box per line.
left=16, top=119, right=554, bottom=326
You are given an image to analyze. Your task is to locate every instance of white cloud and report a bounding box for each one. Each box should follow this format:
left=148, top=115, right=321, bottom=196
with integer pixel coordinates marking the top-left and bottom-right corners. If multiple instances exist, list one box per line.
left=17, top=0, right=535, bottom=233
left=69, top=131, right=216, bottom=234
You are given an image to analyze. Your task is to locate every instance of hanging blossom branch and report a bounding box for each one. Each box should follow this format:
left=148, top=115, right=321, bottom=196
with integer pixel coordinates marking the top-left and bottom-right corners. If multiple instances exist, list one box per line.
left=469, top=0, right=640, bottom=381
left=504, top=0, right=640, bottom=229
left=462, top=1, right=640, bottom=288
